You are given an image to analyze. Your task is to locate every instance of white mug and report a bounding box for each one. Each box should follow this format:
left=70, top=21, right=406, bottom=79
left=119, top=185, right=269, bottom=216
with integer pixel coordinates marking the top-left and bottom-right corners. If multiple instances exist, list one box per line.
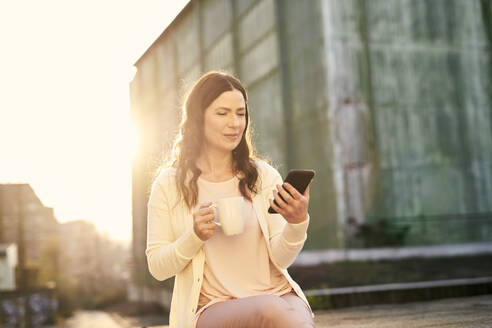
left=210, top=196, right=245, bottom=236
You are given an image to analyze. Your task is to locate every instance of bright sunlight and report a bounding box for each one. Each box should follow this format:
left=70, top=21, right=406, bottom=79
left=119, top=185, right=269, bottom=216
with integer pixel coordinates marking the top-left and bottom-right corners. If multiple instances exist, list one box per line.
left=0, top=0, right=189, bottom=244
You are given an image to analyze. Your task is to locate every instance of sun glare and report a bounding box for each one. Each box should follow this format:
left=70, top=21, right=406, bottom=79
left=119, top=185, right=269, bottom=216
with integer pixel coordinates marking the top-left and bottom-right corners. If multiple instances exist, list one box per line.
left=0, top=0, right=189, bottom=243
left=128, top=117, right=140, bottom=162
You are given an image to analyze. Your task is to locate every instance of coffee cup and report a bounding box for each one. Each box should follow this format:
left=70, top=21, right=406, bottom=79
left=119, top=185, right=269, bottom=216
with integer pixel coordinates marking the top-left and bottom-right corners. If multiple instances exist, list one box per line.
left=210, top=196, right=245, bottom=236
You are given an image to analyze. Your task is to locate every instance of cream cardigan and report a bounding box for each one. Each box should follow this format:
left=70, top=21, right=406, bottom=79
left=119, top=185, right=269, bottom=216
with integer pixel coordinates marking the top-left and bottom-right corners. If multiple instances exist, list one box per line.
left=145, top=159, right=315, bottom=328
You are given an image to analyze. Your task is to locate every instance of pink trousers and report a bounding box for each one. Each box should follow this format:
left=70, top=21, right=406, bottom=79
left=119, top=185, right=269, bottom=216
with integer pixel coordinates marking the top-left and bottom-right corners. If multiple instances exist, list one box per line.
left=196, top=291, right=315, bottom=327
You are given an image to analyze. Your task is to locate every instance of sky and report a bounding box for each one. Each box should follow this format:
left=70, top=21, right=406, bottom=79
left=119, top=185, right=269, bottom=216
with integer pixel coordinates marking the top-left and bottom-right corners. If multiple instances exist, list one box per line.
left=0, top=0, right=189, bottom=245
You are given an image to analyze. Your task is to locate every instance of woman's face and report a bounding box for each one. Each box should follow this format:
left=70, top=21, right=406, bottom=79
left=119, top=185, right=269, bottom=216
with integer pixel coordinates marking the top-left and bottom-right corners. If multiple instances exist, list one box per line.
left=202, top=88, right=247, bottom=154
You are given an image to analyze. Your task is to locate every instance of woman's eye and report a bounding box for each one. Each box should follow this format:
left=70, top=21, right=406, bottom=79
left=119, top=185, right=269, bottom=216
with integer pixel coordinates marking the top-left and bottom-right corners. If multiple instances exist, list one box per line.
left=218, top=113, right=245, bottom=116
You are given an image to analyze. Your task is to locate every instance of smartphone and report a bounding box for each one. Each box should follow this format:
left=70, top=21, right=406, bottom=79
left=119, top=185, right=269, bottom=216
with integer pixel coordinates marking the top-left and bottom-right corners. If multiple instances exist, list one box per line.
left=268, top=169, right=315, bottom=214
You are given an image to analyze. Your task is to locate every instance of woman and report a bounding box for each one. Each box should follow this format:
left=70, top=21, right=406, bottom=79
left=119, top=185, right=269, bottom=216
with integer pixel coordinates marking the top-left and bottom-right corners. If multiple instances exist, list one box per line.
left=145, top=71, right=315, bottom=327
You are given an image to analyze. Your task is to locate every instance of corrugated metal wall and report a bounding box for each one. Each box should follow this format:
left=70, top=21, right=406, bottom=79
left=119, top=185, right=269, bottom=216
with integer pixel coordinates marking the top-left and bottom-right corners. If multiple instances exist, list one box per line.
left=130, top=0, right=492, bottom=280
left=319, top=0, right=492, bottom=246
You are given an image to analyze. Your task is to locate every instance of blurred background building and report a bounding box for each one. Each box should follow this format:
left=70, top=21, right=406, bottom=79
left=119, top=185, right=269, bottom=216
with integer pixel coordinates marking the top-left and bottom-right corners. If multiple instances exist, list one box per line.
left=0, top=244, right=17, bottom=290
left=130, top=0, right=492, bottom=309
left=0, top=184, right=59, bottom=288
left=0, top=183, right=131, bottom=324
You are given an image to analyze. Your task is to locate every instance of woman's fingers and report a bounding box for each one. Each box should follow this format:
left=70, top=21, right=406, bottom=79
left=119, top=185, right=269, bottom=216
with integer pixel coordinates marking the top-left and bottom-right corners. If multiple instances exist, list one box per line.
left=270, top=181, right=312, bottom=224
left=198, top=213, right=215, bottom=224
left=199, top=201, right=212, bottom=209
left=195, top=204, right=214, bottom=219
left=193, top=202, right=218, bottom=241
left=199, top=207, right=214, bottom=216
left=276, top=184, right=295, bottom=204
left=269, top=198, right=281, bottom=213
left=282, top=183, right=301, bottom=199
left=273, top=192, right=287, bottom=210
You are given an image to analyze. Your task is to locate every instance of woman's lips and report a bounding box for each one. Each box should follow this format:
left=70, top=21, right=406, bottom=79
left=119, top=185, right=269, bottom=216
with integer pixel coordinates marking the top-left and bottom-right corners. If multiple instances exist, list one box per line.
left=224, top=134, right=239, bottom=141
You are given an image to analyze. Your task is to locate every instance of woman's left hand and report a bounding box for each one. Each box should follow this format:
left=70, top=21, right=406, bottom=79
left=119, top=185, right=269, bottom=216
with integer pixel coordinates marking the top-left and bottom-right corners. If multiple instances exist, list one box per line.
left=269, top=181, right=312, bottom=224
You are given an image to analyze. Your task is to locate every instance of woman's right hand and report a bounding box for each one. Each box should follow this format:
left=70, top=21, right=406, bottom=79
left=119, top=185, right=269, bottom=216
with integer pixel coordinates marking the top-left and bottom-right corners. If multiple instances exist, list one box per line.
left=193, top=201, right=218, bottom=241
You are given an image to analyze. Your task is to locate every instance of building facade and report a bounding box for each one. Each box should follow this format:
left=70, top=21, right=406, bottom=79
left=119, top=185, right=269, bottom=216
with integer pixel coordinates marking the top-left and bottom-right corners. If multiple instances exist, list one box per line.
left=130, top=0, right=492, bottom=289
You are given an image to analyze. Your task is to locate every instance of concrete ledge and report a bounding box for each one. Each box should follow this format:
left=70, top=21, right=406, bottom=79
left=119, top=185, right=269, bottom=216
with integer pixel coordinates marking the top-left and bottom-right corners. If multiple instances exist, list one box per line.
left=305, top=276, right=492, bottom=309
left=294, top=242, right=492, bottom=266
left=143, top=279, right=492, bottom=328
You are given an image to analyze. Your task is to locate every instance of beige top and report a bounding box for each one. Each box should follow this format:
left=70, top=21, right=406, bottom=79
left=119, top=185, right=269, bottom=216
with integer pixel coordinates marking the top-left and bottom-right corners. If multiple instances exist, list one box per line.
left=192, top=174, right=309, bottom=326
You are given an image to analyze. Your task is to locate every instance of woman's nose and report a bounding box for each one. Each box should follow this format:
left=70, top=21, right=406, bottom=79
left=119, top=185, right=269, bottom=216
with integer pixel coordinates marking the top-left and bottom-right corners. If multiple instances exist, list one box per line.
left=228, top=115, right=240, bottom=127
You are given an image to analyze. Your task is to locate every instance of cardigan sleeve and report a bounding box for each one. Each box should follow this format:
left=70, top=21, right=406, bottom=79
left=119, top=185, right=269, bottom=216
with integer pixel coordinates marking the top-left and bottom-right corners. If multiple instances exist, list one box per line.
left=145, top=172, right=205, bottom=281
left=260, top=162, right=310, bottom=270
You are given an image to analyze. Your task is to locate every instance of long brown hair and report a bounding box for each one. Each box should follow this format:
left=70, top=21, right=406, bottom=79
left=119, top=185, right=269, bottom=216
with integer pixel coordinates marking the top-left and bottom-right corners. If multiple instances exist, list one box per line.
left=158, top=70, right=268, bottom=212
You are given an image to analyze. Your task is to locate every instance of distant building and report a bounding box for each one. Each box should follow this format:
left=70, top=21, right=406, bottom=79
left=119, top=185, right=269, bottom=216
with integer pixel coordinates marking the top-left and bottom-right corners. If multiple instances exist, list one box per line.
left=0, top=184, right=59, bottom=261
left=0, top=184, right=60, bottom=287
left=0, top=243, right=17, bottom=290
left=58, top=220, right=101, bottom=279
left=0, top=184, right=130, bottom=291
left=58, top=220, right=131, bottom=283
